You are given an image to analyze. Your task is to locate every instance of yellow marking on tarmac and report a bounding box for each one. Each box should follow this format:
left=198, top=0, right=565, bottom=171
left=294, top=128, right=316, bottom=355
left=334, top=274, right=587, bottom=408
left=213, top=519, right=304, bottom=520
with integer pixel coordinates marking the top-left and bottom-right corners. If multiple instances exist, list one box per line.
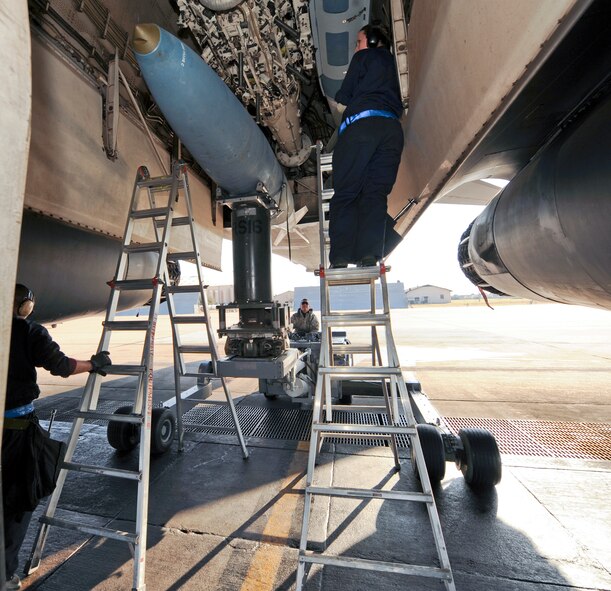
left=240, top=441, right=309, bottom=591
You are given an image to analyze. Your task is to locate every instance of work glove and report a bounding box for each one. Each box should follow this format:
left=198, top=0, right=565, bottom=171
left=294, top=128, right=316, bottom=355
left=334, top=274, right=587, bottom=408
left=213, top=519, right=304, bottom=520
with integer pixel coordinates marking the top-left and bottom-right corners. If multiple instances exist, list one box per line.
left=90, top=351, right=112, bottom=376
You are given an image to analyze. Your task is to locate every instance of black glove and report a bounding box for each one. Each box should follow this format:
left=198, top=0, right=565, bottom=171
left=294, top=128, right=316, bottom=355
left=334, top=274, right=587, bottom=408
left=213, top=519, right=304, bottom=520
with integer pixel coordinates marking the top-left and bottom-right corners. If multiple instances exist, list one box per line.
left=90, top=351, right=112, bottom=376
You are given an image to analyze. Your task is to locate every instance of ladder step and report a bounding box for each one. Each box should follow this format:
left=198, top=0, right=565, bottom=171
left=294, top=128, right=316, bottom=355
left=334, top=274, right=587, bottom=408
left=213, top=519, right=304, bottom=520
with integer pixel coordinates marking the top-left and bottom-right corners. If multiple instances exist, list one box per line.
left=183, top=372, right=216, bottom=379
left=321, top=188, right=334, bottom=200
left=318, top=366, right=401, bottom=377
left=62, top=461, right=141, bottom=481
left=312, top=423, right=416, bottom=435
left=166, top=285, right=202, bottom=294
left=104, top=321, right=150, bottom=331
left=138, top=176, right=184, bottom=189
left=171, top=316, right=208, bottom=324
left=167, top=251, right=197, bottom=262
left=104, top=364, right=146, bottom=375
left=320, top=152, right=333, bottom=165
left=40, top=516, right=138, bottom=545
left=155, top=216, right=190, bottom=228
left=322, top=314, right=389, bottom=326
left=123, top=242, right=163, bottom=254
left=110, top=278, right=163, bottom=291
left=130, top=206, right=170, bottom=219
left=307, top=485, right=433, bottom=503
left=74, top=411, right=143, bottom=424
left=299, top=552, right=452, bottom=580
left=178, top=345, right=212, bottom=354
left=331, top=345, right=373, bottom=355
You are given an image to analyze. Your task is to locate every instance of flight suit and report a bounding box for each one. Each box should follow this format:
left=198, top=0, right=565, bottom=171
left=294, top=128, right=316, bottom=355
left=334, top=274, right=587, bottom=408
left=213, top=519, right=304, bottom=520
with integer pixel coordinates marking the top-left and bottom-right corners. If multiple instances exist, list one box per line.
left=330, top=47, right=404, bottom=266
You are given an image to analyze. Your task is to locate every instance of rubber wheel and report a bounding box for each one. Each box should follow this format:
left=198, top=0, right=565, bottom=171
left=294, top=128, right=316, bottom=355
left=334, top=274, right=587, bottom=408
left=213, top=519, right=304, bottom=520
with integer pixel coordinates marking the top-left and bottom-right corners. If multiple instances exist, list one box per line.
left=413, top=424, right=446, bottom=485
left=107, top=405, right=140, bottom=452
left=457, top=428, right=502, bottom=489
left=151, top=407, right=176, bottom=455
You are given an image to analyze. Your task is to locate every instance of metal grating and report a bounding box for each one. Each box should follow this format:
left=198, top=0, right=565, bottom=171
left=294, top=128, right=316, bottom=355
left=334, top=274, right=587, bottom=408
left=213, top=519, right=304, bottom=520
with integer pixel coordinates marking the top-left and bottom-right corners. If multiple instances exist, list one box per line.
left=35, top=398, right=611, bottom=460
left=249, top=408, right=311, bottom=441
left=182, top=404, right=267, bottom=435
left=379, top=413, right=412, bottom=449
left=443, top=417, right=611, bottom=460
left=329, top=410, right=388, bottom=447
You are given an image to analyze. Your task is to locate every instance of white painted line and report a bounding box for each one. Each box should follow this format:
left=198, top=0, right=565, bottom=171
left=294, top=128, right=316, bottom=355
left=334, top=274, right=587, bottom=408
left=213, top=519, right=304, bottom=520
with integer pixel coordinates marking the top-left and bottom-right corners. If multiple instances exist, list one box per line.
left=162, top=385, right=199, bottom=408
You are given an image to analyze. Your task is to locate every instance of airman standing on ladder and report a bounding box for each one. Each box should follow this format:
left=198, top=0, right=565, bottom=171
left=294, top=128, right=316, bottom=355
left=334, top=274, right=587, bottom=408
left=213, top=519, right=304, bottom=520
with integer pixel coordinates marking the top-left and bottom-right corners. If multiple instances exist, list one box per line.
left=2, top=284, right=111, bottom=590
left=330, top=25, right=404, bottom=268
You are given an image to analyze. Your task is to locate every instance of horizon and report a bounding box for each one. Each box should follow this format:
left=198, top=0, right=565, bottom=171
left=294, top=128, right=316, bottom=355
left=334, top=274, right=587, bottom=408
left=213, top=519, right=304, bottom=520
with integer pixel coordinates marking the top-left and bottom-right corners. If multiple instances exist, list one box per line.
left=198, top=203, right=487, bottom=296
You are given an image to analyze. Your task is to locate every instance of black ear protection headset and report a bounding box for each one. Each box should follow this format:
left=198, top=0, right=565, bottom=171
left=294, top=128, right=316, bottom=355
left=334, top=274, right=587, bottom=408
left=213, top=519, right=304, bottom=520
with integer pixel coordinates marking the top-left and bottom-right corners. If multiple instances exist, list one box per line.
left=363, top=25, right=389, bottom=49
left=15, top=284, right=35, bottom=318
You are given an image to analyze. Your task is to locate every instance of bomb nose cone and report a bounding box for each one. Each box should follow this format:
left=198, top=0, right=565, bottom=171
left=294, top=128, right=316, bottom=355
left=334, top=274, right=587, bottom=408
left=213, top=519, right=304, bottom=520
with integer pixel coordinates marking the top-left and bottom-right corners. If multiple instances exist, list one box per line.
left=132, top=24, right=160, bottom=55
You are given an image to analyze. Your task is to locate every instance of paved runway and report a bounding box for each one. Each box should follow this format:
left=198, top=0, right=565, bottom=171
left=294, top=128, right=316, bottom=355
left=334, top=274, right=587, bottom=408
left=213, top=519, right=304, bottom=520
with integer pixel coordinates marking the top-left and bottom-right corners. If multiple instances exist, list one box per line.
left=13, top=302, right=611, bottom=590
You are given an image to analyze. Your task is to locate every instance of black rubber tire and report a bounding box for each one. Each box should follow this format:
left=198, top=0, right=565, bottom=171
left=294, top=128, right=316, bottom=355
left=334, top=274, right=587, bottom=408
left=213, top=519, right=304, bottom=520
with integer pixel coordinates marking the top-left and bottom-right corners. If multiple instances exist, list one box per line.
left=151, top=407, right=176, bottom=455
left=457, top=428, right=502, bottom=489
left=107, top=405, right=140, bottom=452
left=413, top=424, right=446, bottom=485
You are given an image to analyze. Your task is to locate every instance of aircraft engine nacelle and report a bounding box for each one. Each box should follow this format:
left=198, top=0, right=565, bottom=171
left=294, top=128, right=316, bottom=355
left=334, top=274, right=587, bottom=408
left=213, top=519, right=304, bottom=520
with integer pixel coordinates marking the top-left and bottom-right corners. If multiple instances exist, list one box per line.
left=459, top=94, right=611, bottom=310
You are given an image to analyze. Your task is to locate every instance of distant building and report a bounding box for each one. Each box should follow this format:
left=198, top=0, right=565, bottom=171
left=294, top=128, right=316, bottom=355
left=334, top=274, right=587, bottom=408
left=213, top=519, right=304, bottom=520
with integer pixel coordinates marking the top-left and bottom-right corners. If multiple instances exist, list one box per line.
left=274, top=290, right=294, bottom=308
left=207, top=284, right=234, bottom=305
left=294, top=281, right=408, bottom=311
left=406, top=285, right=451, bottom=305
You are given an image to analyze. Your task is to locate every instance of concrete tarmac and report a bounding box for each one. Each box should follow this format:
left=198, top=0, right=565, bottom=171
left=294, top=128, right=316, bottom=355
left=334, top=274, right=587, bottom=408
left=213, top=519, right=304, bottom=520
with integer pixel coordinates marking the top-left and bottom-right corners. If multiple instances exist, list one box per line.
left=11, top=303, right=611, bottom=591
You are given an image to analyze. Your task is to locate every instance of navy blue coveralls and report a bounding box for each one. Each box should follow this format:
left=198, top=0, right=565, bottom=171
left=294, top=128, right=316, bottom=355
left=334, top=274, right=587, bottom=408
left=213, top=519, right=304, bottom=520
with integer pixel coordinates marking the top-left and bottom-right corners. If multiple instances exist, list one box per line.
left=2, top=318, right=76, bottom=580
left=330, top=46, right=404, bottom=266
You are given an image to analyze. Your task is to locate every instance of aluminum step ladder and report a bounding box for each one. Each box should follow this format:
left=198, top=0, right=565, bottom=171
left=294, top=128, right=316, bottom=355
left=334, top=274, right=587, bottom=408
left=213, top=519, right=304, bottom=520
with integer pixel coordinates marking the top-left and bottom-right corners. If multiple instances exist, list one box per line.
left=295, top=144, right=455, bottom=590
left=25, top=162, right=247, bottom=590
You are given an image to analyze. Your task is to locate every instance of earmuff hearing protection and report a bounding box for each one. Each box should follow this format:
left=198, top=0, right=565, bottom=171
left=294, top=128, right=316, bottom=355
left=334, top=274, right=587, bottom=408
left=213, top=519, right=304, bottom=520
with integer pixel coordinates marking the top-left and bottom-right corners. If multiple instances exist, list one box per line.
left=16, top=284, right=35, bottom=318
left=366, top=28, right=381, bottom=48
left=364, top=25, right=389, bottom=49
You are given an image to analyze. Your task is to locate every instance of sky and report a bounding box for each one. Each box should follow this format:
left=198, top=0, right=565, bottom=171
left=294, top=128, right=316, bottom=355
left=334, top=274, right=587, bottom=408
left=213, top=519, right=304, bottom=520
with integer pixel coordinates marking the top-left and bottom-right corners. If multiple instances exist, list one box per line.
left=201, top=202, right=487, bottom=296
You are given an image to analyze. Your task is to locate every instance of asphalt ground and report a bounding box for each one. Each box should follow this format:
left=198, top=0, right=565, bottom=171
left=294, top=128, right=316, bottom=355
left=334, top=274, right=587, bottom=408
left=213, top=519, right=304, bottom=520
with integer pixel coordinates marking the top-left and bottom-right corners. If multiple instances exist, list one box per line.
left=11, top=302, right=611, bottom=591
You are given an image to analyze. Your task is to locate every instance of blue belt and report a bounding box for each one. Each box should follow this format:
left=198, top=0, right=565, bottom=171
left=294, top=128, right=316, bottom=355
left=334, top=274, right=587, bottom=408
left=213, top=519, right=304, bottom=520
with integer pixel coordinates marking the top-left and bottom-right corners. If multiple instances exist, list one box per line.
left=5, top=403, right=35, bottom=418
left=339, top=109, right=398, bottom=135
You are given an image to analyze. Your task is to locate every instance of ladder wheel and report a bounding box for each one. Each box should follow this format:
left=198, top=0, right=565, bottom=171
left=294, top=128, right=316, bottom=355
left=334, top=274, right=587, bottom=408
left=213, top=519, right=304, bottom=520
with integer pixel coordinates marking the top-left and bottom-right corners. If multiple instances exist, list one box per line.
left=457, top=428, right=502, bottom=489
left=413, top=424, right=446, bottom=485
left=107, top=406, right=140, bottom=452
left=151, top=408, right=176, bottom=455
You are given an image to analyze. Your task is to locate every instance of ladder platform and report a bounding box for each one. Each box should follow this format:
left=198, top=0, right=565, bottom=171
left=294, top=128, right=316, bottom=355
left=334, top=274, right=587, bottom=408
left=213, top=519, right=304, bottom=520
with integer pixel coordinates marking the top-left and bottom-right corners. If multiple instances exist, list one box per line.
left=178, top=345, right=212, bottom=354
left=307, top=485, right=433, bottom=503
left=321, top=314, right=389, bottom=326
left=74, top=410, right=143, bottom=424
left=130, top=206, right=171, bottom=219
left=123, top=242, right=163, bottom=254
left=105, top=364, right=146, bottom=375
left=299, top=552, right=452, bottom=580
left=104, top=321, right=150, bottom=331
left=318, top=366, right=402, bottom=377
left=62, top=461, right=141, bottom=481
left=312, top=423, right=416, bottom=435
left=167, top=251, right=197, bottom=262
left=110, top=278, right=163, bottom=290
left=171, top=316, right=208, bottom=325
left=40, top=516, right=138, bottom=545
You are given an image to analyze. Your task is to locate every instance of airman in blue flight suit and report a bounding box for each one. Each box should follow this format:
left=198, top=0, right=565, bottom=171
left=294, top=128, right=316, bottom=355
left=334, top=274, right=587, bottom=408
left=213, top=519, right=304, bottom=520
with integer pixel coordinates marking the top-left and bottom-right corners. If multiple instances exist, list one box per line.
left=330, top=25, right=404, bottom=268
